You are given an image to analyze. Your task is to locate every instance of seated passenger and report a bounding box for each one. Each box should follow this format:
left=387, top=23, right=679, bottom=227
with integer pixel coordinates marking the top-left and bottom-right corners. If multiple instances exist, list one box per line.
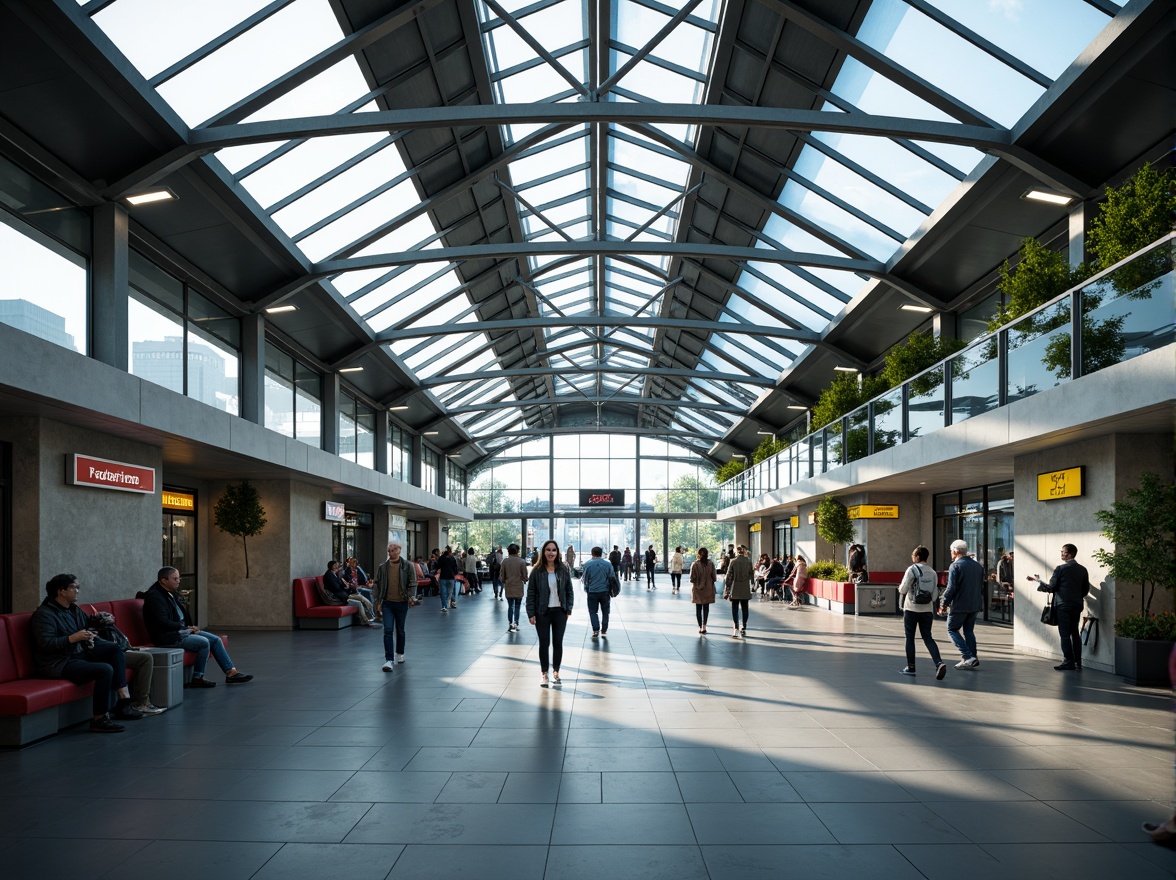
left=31, top=573, right=156, bottom=732
left=764, top=557, right=786, bottom=599
left=143, top=567, right=254, bottom=686
left=343, top=557, right=374, bottom=604
left=321, top=560, right=379, bottom=627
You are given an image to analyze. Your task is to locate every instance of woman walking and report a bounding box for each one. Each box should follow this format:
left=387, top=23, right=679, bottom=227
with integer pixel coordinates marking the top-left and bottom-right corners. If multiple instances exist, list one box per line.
left=785, top=555, right=808, bottom=607
left=526, top=539, right=575, bottom=687
left=724, top=545, right=753, bottom=638
left=898, top=545, right=946, bottom=680
left=500, top=544, right=528, bottom=632
left=670, top=546, right=685, bottom=593
left=689, top=547, right=717, bottom=633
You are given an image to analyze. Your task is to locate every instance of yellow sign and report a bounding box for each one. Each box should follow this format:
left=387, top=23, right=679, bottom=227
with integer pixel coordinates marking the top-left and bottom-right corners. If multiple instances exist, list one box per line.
left=847, top=505, right=899, bottom=520
left=162, top=490, right=195, bottom=511
left=789, top=516, right=799, bottom=528
left=749, top=523, right=761, bottom=532
left=1038, top=467, right=1083, bottom=501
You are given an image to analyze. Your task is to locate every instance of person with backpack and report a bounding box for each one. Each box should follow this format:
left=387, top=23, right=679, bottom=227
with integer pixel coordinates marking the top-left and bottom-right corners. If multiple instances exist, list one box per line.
left=898, top=545, right=946, bottom=680
left=1031, top=543, right=1091, bottom=671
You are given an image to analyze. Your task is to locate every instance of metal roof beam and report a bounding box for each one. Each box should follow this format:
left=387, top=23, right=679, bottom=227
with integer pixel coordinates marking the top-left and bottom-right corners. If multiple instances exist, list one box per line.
left=418, top=366, right=776, bottom=389
left=443, top=396, right=746, bottom=416
left=377, top=315, right=820, bottom=343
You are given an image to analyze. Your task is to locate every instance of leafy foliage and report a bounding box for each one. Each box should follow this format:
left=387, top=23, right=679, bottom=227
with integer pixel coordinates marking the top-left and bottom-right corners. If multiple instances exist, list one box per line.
left=1093, top=472, right=1176, bottom=620
left=810, top=372, right=887, bottom=431
left=1113, top=611, right=1176, bottom=641
left=988, top=237, right=1090, bottom=333
left=880, top=330, right=966, bottom=396
left=213, top=481, right=268, bottom=578
left=715, top=459, right=747, bottom=483
left=806, top=560, right=850, bottom=582
left=652, top=474, right=726, bottom=553
left=751, top=435, right=788, bottom=464
left=815, top=495, right=855, bottom=546
left=1087, top=162, right=1176, bottom=271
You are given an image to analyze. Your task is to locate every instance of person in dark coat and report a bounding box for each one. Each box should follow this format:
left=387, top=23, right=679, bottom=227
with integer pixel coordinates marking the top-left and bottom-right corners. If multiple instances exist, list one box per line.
left=525, top=540, right=575, bottom=687
left=940, top=540, right=985, bottom=669
left=1032, top=543, right=1091, bottom=671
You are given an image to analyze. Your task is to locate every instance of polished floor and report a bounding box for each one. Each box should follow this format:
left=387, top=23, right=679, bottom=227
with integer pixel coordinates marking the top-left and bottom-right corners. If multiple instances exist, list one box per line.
left=2, top=583, right=1173, bottom=880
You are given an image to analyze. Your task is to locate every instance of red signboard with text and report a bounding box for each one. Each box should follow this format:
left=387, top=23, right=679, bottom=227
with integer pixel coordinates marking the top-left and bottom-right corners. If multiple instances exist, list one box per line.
left=67, top=454, right=156, bottom=495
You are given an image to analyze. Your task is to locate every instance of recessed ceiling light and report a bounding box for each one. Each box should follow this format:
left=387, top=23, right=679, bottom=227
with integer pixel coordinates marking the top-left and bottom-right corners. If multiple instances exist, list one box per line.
left=265, top=305, right=297, bottom=314
left=339, top=366, right=364, bottom=373
left=900, top=304, right=934, bottom=313
left=1022, top=189, right=1075, bottom=206
left=756, top=430, right=773, bottom=435
left=389, top=405, right=409, bottom=411
left=446, top=453, right=463, bottom=458
left=786, top=405, right=807, bottom=410
left=424, top=431, right=439, bottom=436
left=732, top=454, right=746, bottom=459
left=124, top=188, right=176, bottom=206
left=833, top=366, right=859, bottom=372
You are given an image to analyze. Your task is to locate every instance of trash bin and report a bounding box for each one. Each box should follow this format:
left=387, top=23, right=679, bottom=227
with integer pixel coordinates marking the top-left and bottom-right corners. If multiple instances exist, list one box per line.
left=141, top=647, right=185, bottom=708
left=855, top=583, right=898, bottom=616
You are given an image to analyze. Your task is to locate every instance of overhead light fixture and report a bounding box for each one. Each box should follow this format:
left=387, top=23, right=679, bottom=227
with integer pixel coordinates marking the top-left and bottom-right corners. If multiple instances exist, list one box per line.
left=732, top=454, right=746, bottom=459
left=339, top=366, right=364, bottom=373
left=424, top=431, right=439, bottom=436
left=124, top=188, right=176, bottom=206
left=1022, top=188, right=1075, bottom=206
left=786, top=405, right=807, bottom=410
left=900, top=304, right=934, bottom=313
left=833, top=366, right=859, bottom=372
left=446, top=453, right=463, bottom=458
left=756, top=431, right=773, bottom=435
left=389, top=405, right=409, bottom=411
left=265, top=305, right=297, bottom=314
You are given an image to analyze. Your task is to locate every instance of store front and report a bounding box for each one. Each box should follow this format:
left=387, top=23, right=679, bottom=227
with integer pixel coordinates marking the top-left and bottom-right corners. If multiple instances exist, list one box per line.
left=933, top=482, right=1014, bottom=624
left=331, top=509, right=374, bottom=573
left=161, top=487, right=198, bottom=623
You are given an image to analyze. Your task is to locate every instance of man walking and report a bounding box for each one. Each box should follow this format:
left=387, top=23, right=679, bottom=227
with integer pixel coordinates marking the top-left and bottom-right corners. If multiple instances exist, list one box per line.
left=940, top=540, right=985, bottom=669
left=608, top=545, right=622, bottom=578
left=436, top=547, right=459, bottom=611
left=143, top=567, right=252, bottom=687
left=582, top=546, right=615, bottom=638
left=1033, top=543, right=1090, bottom=671
left=374, top=541, right=416, bottom=671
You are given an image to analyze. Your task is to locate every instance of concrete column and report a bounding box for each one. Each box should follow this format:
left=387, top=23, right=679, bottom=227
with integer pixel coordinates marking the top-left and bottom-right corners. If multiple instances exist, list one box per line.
left=374, top=411, right=389, bottom=474
left=239, top=313, right=265, bottom=425
left=321, top=372, right=339, bottom=455
left=932, top=311, right=957, bottom=342
left=411, top=433, right=424, bottom=488
left=1068, top=200, right=1089, bottom=268
left=91, top=203, right=129, bottom=371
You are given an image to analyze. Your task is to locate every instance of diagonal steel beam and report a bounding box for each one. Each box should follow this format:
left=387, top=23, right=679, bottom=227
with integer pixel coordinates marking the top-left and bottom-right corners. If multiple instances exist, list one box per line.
left=597, top=0, right=706, bottom=97
left=482, top=0, right=590, bottom=97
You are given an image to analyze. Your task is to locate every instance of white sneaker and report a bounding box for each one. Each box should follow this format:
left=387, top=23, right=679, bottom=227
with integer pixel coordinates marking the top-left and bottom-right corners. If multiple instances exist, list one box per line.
left=732, top=626, right=741, bottom=638
left=540, top=673, right=549, bottom=687
left=954, top=659, right=972, bottom=669
left=381, top=660, right=393, bottom=672
left=395, top=654, right=405, bottom=663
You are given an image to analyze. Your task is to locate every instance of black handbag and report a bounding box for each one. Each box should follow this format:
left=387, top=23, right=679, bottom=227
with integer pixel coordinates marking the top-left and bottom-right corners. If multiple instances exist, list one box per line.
left=608, top=573, right=620, bottom=598
left=1040, top=593, right=1058, bottom=626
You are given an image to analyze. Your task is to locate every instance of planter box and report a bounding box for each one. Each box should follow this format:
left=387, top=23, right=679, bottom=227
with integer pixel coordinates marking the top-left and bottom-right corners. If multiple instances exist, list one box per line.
left=1114, top=636, right=1173, bottom=687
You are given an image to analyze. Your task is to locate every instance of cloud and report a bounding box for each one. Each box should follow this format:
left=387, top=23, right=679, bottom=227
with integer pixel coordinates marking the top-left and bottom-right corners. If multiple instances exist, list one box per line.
left=988, top=0, right=1023, bottom=20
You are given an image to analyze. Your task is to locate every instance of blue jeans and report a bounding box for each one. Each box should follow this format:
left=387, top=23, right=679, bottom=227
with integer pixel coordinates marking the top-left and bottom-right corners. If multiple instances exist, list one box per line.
left=382, top=600, right=408, bottom=659
left=506, top=596, right=522, bottom=625
left=586, top=591, right=610, bottom=633
left=946, top=611, right=978, bottom=660
left=179, top=631, right=234, bottom=677
left=440, top=579, right=457, bottom=608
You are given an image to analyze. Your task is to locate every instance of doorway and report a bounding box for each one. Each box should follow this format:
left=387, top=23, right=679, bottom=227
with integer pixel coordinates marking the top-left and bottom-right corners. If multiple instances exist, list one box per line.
left=161, top=487, right=197, bottom=624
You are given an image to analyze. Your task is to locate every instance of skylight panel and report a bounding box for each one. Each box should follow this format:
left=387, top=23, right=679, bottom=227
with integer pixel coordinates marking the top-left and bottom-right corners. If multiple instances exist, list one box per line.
left=155, top=0, right=339, bottom=127
left=777, top=180, right=898, bottom=262
left=353, top=215, right=441, bottom=261
left=360, top=269, right=467, bottom=333
left=237, top=132, right=388, bottom=209
left=402, top=333, right=490, bottom=380
left=810, top=131, right=959, bottom=210
left=293, top=178, right=420, bottom=261
left=792, top=147, right=926, bottom=242
left=609, top=54, right=704, bottom=103
left=510, top=136, right=590, bottom=186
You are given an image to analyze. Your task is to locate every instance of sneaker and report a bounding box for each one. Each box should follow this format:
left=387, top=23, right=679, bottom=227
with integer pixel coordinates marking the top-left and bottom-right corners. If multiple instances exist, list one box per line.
left=450, top=601, right=457, bottom=609
left=966, top=658, right=980, bottom=668
left=441, top=607, right=447, bottom=613
left=935, top=663, right=947, bottom=681
left=89, top=714, right=125, bottom=733
left=954, top=659, right=970, bottom=669
left=540, top=673, right=549, bottom=688
left=592, top=631, right=599, bottom=639
left=132, top=700, right=166, bottom=715
left=382, top=660, right=394, bottom=672
left=732, top=626, right=741, bottom=639
left=395, top=654, right=405, bottom=664
left=225, top=672, right=253, bottom=684
left=1054, top=662, right=1077, bottom=671
left=188, top=676, right=216, bottom=688
left=900, top=667, right=917, bottom=676
left=551, top=671, right=561, bottom=685
left=600, top=630, right=607, bottom=637
left=114, top=699, right=143, bottom=720
left=367, top=621, right=381, bottom=628
left=740, top=627, right=746, bottom=638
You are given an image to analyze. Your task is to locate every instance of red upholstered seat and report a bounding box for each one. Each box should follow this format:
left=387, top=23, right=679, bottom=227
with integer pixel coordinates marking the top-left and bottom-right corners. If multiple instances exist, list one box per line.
left=293, top=577, right=355, bottom=618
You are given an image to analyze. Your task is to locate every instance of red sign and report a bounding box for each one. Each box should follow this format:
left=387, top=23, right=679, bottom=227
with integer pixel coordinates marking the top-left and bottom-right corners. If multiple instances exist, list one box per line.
left=68, top=454, right=156, bottom=495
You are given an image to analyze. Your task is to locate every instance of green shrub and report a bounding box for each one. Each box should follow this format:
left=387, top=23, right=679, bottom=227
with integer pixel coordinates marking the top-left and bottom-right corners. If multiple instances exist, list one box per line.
left=714, top=459, right=747, bottom=483
left=807, top=560, right=849, bottom=582
left=816, top=495, right=855, bottom=546
left=752, top=435, right=788, bottom=463
left=1113, top=611, right=1176, bottom=641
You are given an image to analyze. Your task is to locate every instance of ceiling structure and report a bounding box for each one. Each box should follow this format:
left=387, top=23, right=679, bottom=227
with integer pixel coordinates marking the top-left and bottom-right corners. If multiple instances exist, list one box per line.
left=1, top=0, right=1171, bottom=471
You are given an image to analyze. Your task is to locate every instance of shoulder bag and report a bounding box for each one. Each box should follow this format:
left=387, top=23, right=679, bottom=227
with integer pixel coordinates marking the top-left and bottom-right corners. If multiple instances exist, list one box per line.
left=1040, top=592, right=1058, bottom=626
left=911, top=565, right=934, bottom=605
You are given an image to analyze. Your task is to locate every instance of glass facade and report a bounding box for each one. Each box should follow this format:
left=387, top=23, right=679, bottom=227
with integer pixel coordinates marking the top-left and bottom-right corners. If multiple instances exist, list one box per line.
left=933, top=481, right=1014, bottom=625
left=264, top=345, right=322, bottom=447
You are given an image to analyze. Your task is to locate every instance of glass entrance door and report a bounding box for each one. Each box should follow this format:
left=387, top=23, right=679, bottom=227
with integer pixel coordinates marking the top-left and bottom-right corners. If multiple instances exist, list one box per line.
left=161, top=510, right=197, bottom=624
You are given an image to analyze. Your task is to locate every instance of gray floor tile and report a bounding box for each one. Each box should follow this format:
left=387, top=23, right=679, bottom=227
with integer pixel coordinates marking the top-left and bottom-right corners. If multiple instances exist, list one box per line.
left=686, top=802, right=834, bottom=845
left=216, top=769, right=355, bottom=802
left=167, top=800, right=374, bottom=843
left=602, top=770, right=684, bottom=803
left=933, top=800, right=1113, bottom=843
left=435, top=771, right=507, bottom=803
left=553, top=803, right=696, bottom=844
left=97, top=840, right=282, bottom=880
left=675, top=771, right=742, bottom=802
left=387, top=844, right=549, bottom=879
left=558, top=772, right=602, bottom=803
left=785, top=771, right=918, bottom=803
left=727, top=770, right=803, bottom=803
left=547, top=844, right=709, bottom=880
left=345, top=803, right=555, bottom=844
left=563, top=747, right=671, bottom=772
left=248, top=843, right=404, bottom=880
left=812, top=801, right=970, bottom=844
left=702, top=844, right=927, bottom=880
left=4, top=837, right=148, bottom=880
left=498, top=772, right=562, bottom=803
left=329, top=771, right=451, bottom=803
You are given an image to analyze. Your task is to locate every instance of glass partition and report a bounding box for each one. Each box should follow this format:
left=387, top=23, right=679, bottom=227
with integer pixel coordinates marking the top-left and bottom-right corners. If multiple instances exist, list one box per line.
left=845, top=404, right=870, bottom=462
left=872, top=388, right=903, bottom=452
left=1006, top=298, right=1071, bottom=405
left=949, top=339, right=998, bottom=425
left=1079, top=252, right=1175, bottom=376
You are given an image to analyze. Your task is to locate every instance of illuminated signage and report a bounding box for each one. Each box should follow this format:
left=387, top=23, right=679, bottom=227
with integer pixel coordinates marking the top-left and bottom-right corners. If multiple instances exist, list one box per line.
left=579, top=489, right=625, bottom=507
left=790, top=516, right=799, bottom=528
left=848, top=505, right=899, bottom=520
left=162, top=490, right=195, bottom=511
left=324, top=501, right=345, bottom=522
left=1038, top=467, right=1084, bottom=501
left=749, top=523, right=761, bottom=533
left=807, top=512, right=816, bottom=525
left=67, top=454, right=155, bottom=495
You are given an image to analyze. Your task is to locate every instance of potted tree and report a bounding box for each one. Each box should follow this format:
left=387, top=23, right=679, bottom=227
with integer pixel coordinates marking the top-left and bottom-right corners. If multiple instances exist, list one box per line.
left=1094, top=473, right=1176, bottom=686
left=213, top=480, right=269, bottom=579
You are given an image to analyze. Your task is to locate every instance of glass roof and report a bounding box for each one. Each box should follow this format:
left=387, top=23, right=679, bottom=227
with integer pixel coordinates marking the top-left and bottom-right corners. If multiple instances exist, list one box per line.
left=82, top=0, right=1123, bottom=453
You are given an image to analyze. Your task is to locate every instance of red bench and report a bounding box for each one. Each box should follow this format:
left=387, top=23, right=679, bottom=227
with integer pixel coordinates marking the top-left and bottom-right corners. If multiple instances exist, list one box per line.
left=293, top=576, right=359, bottom=629
left=0, top=598, right=227, bottom=747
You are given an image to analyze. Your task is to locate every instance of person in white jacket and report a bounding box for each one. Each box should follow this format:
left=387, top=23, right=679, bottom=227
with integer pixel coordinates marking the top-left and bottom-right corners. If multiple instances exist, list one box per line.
left=669, top=547, right=685, bottom=592
left=897, top=545, right=946, bottom=680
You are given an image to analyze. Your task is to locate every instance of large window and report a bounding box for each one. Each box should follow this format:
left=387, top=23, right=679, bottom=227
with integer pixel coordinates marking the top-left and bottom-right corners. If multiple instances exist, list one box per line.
left=264, top=344, right=321, bottom=447
left=421, top=446, right=440, bottom=495
left=388, top=421, right=412, bottom=482
left=446, top=458, right=467, bottom=505
left=0, top=157, right=89, bottom=355
left=128, top=252, right=240, bottom=413
left=339, top=391, right=375, bottom=469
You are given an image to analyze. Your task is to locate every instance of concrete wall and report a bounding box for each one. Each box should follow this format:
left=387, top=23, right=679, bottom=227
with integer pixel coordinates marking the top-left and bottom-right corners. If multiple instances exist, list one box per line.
left=0, top=416, right=161, bottom=610
left=857, top=492, right=926, bottom=573
left=1013, top=433, right=1173, bottom=671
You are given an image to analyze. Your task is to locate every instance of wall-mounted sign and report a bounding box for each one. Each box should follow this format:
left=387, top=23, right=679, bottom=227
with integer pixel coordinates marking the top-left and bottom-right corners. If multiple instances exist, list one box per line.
left=324, top=500, right=345, bottom=522
left=67, top=454, right=155, bottom=495
left=579, top=489, right=625, bottom=507
left=848, top=504, right=899, bottom=520
left=749, top=523, right=761, bottom=533
left=807, top=512, right=816, bottom=525
left=1038, top=467, right=1084, bottom=501
left=162, top=490, right=195, bottom=511
left=790, top=516, right=799, bottom=528
left=389, top=514, right=406, bottom=530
